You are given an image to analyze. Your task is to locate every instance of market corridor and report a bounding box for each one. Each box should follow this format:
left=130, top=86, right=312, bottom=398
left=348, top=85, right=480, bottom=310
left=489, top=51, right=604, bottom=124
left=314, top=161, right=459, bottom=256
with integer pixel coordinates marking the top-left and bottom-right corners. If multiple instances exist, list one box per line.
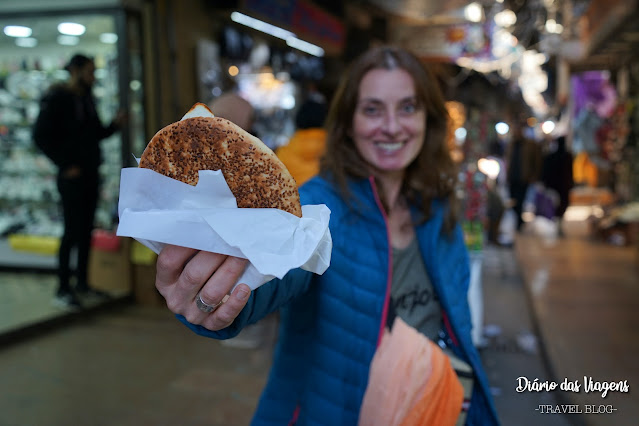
left=0, top=223, right=637, bottom=426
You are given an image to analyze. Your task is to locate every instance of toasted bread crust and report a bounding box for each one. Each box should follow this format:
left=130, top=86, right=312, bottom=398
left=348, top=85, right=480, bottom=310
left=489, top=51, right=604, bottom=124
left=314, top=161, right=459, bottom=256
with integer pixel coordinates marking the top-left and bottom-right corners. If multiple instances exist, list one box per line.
left=139, top=116, right=302, bottom=217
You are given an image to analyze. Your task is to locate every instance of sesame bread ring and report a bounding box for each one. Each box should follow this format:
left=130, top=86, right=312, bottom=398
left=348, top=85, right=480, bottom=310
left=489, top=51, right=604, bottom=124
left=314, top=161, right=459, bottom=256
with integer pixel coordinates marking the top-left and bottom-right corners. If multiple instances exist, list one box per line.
left=139, top=109, right=302, bottom=217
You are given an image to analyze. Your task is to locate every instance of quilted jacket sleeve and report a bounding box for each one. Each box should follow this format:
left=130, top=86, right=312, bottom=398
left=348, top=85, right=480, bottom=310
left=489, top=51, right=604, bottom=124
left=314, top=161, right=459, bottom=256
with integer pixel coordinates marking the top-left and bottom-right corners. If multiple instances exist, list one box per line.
left=178, top=267, right=314, bottom=339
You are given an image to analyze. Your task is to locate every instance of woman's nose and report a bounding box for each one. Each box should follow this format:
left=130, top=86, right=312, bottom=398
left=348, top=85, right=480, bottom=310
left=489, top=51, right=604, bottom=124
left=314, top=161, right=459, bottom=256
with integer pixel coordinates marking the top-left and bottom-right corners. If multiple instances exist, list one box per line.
left=382, top=112, right=400, bottom=135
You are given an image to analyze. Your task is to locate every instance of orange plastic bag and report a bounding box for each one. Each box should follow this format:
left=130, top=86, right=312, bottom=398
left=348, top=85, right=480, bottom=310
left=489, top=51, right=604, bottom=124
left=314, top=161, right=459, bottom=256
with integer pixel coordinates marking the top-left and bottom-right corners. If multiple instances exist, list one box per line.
left=359, top=317, right=463, bottom=426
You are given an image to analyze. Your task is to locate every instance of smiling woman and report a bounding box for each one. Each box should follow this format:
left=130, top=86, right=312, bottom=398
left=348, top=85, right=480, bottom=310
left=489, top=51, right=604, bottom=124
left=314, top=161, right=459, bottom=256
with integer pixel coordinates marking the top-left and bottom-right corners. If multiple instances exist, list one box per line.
left=153, top=44, right=500, bottom=425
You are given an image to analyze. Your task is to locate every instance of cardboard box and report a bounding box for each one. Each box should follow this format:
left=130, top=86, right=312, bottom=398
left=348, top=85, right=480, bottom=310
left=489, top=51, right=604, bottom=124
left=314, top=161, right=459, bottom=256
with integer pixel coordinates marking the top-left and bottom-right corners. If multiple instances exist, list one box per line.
left=89, top=237, right=132, bottom=295
left=130, top=241, right=157, bottom=265
left=133, top=264, right=165, bottom=306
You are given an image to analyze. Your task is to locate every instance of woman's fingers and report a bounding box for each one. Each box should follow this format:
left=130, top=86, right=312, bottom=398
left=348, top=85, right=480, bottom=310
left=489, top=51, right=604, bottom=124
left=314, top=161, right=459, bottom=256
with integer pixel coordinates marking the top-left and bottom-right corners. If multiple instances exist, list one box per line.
left=156, top=245, right=197, bottom=295
left=155, top=245, right=252, bottom=330
left=201, top=283, right=252, bottom=330
left=173, top=251, right=228, bottom=307
left=198, top=256, right=248, bottom=306
left=165, top=254, right=250, bottom=329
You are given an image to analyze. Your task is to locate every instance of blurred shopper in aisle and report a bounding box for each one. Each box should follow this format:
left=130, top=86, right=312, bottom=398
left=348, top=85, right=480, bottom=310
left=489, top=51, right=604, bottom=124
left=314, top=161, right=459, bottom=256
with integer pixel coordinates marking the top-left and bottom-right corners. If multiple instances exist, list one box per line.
left=541, top=136, right=574, bottom=235
left=506, top=123, right=542, bottom=231
left=208, top=92, right=255, bottom=135
left=155, top=45, right=499, bottom=425
left=485, top=139, right=509, bottom=245
left=275, top=83, right=328, bottom=186
left=33, top=54, right=126, bottom=309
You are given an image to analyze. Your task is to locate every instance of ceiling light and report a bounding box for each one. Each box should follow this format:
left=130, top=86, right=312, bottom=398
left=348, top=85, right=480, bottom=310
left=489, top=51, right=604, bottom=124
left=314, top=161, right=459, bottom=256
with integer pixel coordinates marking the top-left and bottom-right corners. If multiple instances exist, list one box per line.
left=286, top=37, right=324, bottom=57
left=58, top=22, right=86, bottom=36
left=495, top=122, right=510, bottom=135
left=230, top=12, right=295, bottom=41
left=494, top=10, right=517, bottom=27
left=541, top=120, right=555, bottom=134
left=455, top=127, right=467, bottom=143
left=57, top=35, right=80, bottom=46
left=477, top=158, right=500, bottom=180
left=4, top=25, right=32, bottom=37
left=464, top=3, right=484, bottom=23
left=99, top=33, right=118, bottom=44
left=15, top=37, right=37, bottom=47
left=545, top=19, right=563, bottom=34
left=230, top=11, right=324, bottom=57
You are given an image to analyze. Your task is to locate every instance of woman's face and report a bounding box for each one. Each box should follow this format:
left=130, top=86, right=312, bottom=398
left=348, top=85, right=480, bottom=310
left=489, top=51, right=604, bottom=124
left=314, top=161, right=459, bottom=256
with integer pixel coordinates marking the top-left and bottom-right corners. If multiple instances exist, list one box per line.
left=352, top=68, right=425, bottom=177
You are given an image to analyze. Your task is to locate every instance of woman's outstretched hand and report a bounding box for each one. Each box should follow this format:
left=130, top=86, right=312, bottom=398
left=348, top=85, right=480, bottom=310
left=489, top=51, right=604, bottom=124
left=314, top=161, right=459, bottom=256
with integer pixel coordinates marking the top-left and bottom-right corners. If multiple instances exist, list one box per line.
left=155, top=245, right=251, bottom=330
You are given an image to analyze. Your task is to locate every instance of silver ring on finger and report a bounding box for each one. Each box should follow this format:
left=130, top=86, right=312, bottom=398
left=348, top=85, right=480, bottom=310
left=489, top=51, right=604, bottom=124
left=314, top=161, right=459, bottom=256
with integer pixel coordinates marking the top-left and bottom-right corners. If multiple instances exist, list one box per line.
left=195, top=292, right=223, bottom=313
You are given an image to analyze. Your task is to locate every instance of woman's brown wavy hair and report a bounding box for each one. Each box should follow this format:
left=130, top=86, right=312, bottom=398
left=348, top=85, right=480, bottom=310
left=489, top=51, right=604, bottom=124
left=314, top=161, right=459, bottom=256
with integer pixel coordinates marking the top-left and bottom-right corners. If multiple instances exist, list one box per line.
left=319, top=45, right=459, bottom=233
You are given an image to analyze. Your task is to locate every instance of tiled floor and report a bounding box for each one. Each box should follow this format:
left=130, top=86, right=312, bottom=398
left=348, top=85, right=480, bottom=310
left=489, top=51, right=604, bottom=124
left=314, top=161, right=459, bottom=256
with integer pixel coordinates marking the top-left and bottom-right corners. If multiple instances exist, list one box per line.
left=0, top=271, right=60, bottom=335
left=0, top=270, right=129, bottom=337
left=0, top=215, right=637, bottom=425
left=0, top=304, right=275, bottom=426
left=514, top=229, right=639, bottom=425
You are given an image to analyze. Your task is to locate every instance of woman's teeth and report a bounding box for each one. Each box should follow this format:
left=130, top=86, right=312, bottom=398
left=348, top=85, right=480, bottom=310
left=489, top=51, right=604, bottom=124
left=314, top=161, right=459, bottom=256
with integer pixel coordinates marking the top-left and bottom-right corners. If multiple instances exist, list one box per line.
left=377, top=142, right=403, bottom=152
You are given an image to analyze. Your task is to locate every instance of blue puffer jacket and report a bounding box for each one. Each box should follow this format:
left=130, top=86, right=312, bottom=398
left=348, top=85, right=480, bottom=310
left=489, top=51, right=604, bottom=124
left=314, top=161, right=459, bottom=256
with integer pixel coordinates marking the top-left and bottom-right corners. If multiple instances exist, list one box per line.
left=180, top=175, right=500, bottom=425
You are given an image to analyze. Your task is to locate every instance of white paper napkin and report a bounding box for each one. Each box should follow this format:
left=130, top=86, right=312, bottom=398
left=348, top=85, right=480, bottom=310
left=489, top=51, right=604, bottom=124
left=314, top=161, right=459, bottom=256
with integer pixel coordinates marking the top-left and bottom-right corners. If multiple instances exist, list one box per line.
left=117, top=167, right=332, bottom=290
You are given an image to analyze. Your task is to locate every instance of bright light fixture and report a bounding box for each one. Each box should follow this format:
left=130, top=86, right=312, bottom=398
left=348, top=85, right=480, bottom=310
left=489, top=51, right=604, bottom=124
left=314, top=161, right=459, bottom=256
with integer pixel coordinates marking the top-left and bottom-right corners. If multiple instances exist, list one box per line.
left=57, top=35, right=80, bottom=46
left=230, top=12, right=294, bottom=41
left=541, top=120, right=555, bottom=134
left=230, top=11, right=324, bottom=57
left=99, top=33, right=118, bottom=44
left=464, top=3, right=483, bottom=23
left=477, top=158, right=501, bottom=180
left=4, top=25, right=32, bottom=37
left=545, top=19, right=564, bottom=34
left=286, top=37, right=324, bottom=57
left=495, top=122, right=510, bottom=135
left=58, top=22, right=86, bottom=36
left=281, top=94, right=296, bottom=109
left=494, top=10, right=517, bottom=27
left=454, top=127, right=467, bottom=143
left=130, top=80, right=142, bottom=91
left=15, top=37, right=38, bottom=47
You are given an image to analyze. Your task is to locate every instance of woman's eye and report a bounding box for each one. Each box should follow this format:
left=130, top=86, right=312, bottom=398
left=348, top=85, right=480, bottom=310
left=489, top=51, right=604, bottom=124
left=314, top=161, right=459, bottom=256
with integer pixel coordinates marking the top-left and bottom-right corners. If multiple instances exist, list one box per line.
left=400, top=103, right=417, bottom=114
left=362, top=105, right=381, bottom=115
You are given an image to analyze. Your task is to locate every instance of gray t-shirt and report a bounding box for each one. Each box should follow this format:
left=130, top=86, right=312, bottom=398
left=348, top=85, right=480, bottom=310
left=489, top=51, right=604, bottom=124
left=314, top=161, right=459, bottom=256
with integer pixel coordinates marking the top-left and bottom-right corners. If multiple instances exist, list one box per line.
left=391, top=238, right=442, bottom=341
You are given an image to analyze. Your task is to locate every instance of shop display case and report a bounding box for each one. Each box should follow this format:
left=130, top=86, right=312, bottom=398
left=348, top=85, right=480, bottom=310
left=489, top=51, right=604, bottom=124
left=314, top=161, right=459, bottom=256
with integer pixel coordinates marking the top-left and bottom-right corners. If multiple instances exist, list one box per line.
left=0, top=9, right=145, bottom=268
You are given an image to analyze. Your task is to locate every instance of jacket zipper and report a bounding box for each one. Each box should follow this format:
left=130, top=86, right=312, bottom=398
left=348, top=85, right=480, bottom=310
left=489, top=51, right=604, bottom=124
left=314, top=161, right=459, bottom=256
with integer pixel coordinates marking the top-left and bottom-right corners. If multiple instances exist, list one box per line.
left=369, top=176, right=393, bottom=347
left=442, top=311, right=459, bottom=347
left=287, top=177, right=394, bottom=424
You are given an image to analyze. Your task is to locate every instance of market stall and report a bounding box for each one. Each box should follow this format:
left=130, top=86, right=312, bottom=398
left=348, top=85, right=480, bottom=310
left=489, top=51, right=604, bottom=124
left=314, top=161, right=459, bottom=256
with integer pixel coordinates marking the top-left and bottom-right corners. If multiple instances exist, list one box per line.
left=0, top=6, right=146, bottom=270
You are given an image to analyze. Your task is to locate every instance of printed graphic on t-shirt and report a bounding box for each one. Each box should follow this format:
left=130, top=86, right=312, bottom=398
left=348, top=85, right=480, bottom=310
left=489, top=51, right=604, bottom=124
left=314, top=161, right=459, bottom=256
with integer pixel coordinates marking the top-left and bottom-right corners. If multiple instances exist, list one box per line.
left=391, top=239, right=441, bottom=341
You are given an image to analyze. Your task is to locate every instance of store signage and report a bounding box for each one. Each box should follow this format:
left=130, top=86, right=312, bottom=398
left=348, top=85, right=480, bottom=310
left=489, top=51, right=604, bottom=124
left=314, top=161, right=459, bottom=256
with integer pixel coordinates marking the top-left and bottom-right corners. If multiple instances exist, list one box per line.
left=242, top=0, right=344, bottom=52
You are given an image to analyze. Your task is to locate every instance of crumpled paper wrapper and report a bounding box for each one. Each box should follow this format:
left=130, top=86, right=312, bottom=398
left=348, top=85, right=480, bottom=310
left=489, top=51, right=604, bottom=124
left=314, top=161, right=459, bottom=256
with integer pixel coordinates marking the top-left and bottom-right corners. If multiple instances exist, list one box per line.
left=116, top=106, right=332, bottom=290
